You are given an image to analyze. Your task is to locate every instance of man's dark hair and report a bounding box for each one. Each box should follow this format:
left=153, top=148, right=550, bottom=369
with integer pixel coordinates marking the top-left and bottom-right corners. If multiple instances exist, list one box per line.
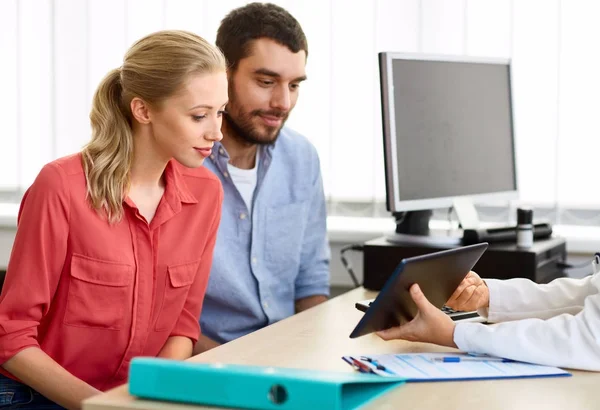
left=216, top=2, right=308, bottom=71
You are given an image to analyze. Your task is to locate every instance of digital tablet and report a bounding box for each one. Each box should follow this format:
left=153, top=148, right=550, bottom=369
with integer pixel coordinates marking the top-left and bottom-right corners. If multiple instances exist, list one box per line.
left=349, top=242, right=488, bottom=338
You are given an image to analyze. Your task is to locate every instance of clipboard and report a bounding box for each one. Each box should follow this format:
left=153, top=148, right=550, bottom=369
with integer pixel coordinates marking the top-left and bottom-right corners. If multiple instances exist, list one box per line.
left=129, top=357, right=406, bottom=410
left=342, top=353, right=571, bottom=381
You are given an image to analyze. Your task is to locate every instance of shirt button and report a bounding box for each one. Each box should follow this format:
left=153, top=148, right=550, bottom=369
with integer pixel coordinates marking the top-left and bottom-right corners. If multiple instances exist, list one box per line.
left=210, top=154, right=215, bottom=160
left=252, top=257, right=257, bottom=264
left=219, top=148, right=225, bottom=155
left=263, top=301, right=269, bottom=309
left=223, top=171, right=229, bottom=178
left=240, top=213, right=247, bottom=220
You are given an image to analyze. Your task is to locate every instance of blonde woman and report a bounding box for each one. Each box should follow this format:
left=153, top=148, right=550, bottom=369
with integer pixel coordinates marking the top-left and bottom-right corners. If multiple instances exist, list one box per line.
left=0, top=31, right=227, bottom=409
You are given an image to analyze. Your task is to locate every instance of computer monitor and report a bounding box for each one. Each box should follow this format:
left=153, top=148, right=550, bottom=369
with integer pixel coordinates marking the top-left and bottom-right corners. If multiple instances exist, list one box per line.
left=379, top=53, right=517, bottom=243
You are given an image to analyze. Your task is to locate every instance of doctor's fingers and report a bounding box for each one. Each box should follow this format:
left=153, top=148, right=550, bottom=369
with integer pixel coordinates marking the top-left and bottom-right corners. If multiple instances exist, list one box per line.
left=447, top=279, right=477, bottom=305
left=446, top=282, right=477, bottom=305
left=454, top=272, right=483, bottom=294
left=449, top=284, right=487, bottom=311
left=376, top=322, right=419, bottom=341
left=446, top=284, right=480, bottom=310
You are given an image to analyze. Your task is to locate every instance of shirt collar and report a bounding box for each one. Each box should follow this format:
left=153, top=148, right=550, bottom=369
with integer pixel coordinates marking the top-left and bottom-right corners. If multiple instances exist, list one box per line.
left=162, top=160, right=199, bottom=211
left=210, top=141, right=274, bottom=164
left=122, top=161, right=197, bottom=229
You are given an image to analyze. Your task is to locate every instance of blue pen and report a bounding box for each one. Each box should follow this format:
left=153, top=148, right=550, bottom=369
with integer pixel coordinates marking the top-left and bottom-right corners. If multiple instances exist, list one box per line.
left=466, top=353, right=515, bottom=362
left=434, top=357, right=461, bottom=363
left=433, top=356, right=514, bottom=363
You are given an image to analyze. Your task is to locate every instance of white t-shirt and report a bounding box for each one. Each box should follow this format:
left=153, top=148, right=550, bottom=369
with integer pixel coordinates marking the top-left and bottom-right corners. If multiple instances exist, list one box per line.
left=227, top=150, right=260, bottom=214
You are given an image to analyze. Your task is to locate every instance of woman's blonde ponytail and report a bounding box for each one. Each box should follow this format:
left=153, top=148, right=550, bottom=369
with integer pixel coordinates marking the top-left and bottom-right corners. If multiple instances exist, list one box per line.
left=82, top=68, right=133, bottom=224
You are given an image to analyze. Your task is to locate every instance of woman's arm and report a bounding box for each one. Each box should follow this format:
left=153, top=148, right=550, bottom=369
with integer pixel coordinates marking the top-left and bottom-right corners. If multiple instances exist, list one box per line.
left=157, top=336, right=193, bottom=360
left=3, top=348, right=100, bottom=410
left=0, top=164, right=101, bottom=408
left=193, top=334, right=221, bottom=356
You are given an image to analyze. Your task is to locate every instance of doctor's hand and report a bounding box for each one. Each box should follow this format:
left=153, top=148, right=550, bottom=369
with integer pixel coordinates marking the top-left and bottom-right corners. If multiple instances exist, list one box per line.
left=445, top=271, right=489, bottom=312
left=376, top=284, right=457, bottom=348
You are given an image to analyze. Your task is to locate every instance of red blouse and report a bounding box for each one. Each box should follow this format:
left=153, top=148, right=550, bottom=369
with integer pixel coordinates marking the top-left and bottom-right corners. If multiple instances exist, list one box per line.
left=0, top=153, right=222, bottom=390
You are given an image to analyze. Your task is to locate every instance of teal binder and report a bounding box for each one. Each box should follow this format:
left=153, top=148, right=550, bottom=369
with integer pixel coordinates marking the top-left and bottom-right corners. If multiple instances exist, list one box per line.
left=129, top=358, right=405, bottom=410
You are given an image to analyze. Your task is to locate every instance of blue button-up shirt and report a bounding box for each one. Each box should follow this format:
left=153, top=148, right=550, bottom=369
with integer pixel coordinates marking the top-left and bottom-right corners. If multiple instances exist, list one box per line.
left=200, top=127, right=330, bottom=343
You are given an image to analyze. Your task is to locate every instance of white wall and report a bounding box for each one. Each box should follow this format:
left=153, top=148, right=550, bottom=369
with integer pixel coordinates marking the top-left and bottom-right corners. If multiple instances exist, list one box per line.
left=330, top=242, right=367, bottom=288
left=0, top=229, right=15, bottom=270
left=5, top=0, right=600, bottom=211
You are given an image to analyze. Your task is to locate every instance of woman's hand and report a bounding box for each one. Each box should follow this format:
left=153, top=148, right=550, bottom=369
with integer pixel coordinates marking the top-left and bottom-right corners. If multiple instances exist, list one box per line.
left=376, top=284, right=457, bottom=348
left=445, top=271, right=489, bottom=312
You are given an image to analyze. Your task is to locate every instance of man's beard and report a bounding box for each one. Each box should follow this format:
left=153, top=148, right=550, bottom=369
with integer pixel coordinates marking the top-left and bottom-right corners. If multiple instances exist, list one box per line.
left=224, top=107, right=288, bottom=146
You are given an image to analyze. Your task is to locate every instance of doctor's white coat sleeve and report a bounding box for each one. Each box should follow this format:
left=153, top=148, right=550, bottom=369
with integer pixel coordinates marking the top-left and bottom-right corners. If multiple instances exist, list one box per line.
left=481, top=274, right=598, bottom=322
left=453, top=273, right=600, bottom=371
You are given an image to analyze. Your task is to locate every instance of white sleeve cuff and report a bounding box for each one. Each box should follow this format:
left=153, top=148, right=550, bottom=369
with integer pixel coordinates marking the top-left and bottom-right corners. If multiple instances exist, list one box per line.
left=483, top=278, right=506, bottom=323
left=453, top=322, right=479, bottom=353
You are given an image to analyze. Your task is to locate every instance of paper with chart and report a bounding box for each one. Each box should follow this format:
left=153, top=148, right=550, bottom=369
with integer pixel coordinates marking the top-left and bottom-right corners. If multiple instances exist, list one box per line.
left=343, top=352, right=571, bottom=381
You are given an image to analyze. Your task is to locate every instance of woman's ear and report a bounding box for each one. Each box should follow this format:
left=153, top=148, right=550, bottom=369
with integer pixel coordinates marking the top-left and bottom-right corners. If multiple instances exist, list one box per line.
left=130, top=97, right=151, bottom=124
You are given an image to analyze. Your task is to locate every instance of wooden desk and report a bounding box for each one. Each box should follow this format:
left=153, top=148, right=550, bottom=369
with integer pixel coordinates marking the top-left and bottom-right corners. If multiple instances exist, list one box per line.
left=84, top=288, right=599, bottom=410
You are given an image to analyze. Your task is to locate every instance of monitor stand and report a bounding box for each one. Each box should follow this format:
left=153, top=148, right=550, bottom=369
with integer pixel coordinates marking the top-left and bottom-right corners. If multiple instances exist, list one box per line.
left=385, top=199, right=480, bottom=247
left=451, top=197, right=480, bottom=230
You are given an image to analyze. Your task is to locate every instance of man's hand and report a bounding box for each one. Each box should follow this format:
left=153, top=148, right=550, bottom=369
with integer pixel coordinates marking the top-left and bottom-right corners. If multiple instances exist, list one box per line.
left=295, top=295, right=327, bottom=313
left=445, top=271, right=489, bottom=312
left=376, top=284, right=457, bottom=348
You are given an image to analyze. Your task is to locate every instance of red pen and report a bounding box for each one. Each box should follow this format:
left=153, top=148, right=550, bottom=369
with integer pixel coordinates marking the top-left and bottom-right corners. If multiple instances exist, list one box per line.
left=349, top=357, right=375, bottom=374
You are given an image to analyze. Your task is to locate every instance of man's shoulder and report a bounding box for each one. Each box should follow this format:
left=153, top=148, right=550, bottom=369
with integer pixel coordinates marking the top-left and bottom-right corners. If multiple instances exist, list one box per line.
left=269, top=128, right=323, bottom=188
left=275, top=127, right=319, bottom=160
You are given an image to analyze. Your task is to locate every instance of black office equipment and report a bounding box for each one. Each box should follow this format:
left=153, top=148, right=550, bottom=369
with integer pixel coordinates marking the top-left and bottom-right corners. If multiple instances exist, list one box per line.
left=350, top=243, right=488, bottom=338
left=462, top=222, right=553, bottom=245
left=363, top=236, right=567, bottom=291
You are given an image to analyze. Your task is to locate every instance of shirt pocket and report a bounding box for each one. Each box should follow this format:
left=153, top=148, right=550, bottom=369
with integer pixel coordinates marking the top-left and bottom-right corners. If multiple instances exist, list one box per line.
left=64, top=254, right=133, bottom=330
left=264, top=201, right=308, bottom=271
left=154, top=260, right=200, bottom=332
